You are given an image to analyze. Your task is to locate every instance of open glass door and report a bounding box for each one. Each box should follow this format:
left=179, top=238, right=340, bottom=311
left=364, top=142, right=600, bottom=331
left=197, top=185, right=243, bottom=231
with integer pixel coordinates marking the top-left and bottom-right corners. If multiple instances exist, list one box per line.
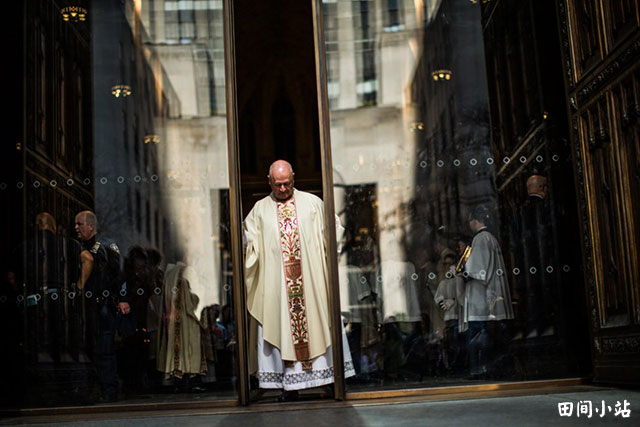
left=2, top=0, right=238, bottom=408
left=225, top=0, right=343, bottom=404
left=316, top=0, right=591, bottom=396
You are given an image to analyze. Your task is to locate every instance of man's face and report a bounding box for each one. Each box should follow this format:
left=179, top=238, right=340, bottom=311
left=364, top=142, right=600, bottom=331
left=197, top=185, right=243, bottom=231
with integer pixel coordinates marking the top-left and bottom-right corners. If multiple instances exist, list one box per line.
left=269, top=168, right=294, bottom=201
left=535, top=178, right=549, bottom=199
left=469, top=218, right=482, bottom=233
left=74, top=214, right=95, bottom=241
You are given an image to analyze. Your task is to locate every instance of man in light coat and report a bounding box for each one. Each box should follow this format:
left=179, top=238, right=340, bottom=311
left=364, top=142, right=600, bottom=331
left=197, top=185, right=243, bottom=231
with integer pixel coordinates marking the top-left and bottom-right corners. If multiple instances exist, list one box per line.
left=244, top=160, right=354, bottom=401
left=457, top=205, right=514, bottom=377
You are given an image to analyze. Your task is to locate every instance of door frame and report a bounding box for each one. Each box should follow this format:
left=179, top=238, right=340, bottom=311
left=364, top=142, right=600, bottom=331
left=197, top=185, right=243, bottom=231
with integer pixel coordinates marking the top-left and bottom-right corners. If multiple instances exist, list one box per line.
left=222, top=0, right=347, bottom=405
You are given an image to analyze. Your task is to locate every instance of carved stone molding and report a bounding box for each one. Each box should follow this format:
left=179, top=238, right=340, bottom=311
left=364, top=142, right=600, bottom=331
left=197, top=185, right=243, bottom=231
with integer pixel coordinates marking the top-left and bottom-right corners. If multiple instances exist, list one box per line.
left=577, top=39, right=640, bottom=105
left=595, top=335, right=640, bottom=355
left=495, top=122, right=546, bottom=186
left=571, top=115, right=600, bottom=329
left=556, top=0, right=575, bottom=90
left=25, top=155, right=94, bottom=207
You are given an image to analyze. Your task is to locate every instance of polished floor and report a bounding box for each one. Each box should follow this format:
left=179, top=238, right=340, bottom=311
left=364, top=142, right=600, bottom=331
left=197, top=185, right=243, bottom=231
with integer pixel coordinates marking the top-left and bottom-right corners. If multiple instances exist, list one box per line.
left=1, top=386, right=637, bottom=426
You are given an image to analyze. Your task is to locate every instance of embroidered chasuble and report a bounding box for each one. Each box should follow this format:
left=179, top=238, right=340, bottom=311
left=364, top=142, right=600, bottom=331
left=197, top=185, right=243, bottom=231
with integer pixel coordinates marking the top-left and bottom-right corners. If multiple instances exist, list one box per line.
left=245, top=190, right=334, bottom=368
left=157, top=262, right=207, bottom=379
left=277, top=197, right=312, bottom=370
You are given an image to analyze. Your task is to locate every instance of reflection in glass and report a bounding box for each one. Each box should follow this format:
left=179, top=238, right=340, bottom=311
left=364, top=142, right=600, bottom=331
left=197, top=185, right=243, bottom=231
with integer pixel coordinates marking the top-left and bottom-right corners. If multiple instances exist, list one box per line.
left=1, top=0, right=234, bottom=408
left=60, top=6, right=88, bottom=22
left=326, top=0, right=589, bottom=390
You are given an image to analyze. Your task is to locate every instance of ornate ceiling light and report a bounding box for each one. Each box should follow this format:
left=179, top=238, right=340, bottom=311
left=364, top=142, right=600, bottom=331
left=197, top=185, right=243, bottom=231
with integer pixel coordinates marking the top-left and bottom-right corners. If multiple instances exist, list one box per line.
left=144, top=135, right=160, bottom=144
left=111, top=85, right=132, bottom=98
left=431, top=70, right=452, bottom=81
left=410, top=121, right=425, bottom=131
left=60, top=6, right=87, bottom=22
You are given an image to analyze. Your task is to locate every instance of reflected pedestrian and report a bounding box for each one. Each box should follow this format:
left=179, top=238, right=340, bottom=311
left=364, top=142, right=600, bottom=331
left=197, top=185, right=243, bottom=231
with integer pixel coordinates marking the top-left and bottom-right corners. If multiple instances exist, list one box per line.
left=75, top=210, right=129, bottom=402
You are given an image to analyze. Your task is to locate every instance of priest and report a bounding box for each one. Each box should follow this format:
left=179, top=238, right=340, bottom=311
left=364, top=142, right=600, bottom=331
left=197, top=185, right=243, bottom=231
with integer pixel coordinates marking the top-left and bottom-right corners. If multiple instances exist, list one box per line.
left=244, top=160, right=354, bottom=401
left=458, top=205, right=514, bottom=378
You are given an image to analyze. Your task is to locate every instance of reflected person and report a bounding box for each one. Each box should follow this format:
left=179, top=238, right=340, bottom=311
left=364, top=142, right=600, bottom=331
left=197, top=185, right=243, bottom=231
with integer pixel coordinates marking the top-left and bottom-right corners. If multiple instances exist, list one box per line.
left=121, top=246, right=152, bottom=393
left=157, top=255, right=209, bottom=389
left=434, top=253, right=464, bottom=371
left=457, top=205, right=514, bottom=378
left=75, top=210, right=130, bottom=402
left=521, top=174, right=556, bottom=338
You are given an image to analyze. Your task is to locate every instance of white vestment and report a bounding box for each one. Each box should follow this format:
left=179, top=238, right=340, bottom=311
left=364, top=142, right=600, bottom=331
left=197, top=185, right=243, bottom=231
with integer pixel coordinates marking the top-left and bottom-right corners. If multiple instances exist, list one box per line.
left=157, top=262, right=206, bottom=379
left=378, top=260, right=421, bottom=323
left=459, top=229, right=514, bottom=332
left=244, top=189, right=354, bottom=389
left=434, top=276, right=462, bottom=322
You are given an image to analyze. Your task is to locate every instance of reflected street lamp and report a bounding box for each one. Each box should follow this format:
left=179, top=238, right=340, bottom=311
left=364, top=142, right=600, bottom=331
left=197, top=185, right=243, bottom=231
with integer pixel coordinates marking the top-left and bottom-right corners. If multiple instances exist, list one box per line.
left=410, top=121, right=424, bottom=131
left=144, top=135, right=160, bottom=144
left=431, top=70, right=452, bottom=81
left=60, top=6, right=87, bottom=22
left=111, top=85, right=132, bottom=98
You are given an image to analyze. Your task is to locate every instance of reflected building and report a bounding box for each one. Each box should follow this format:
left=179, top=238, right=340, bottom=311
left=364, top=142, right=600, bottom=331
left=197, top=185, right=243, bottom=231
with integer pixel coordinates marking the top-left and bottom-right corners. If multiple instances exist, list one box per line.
left=408, top=0, right=496, bottom=319
left=327, top=0, right=592, bottom=384
left=326, top=0, right=494, bottom=349
left=2, top=0, right=235, bottom=406
left=92, top=0, right=232, bottom=307
left=324, top=0, right=421, bottom=321
left=4, top=0, right=639, bottom=411
left=91, top=0, right=178, bottom=258
left=1, top=0, right=97, bottom=406
left=410, top=0, right=495, bottom=241
left=480, top=0, right=589, bottom=376
left=141, top=0, right=232, bottom=307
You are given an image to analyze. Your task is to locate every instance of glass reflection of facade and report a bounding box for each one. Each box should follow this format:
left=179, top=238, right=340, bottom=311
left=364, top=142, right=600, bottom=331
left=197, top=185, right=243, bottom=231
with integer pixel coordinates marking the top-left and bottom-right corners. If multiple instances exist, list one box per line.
left=9, top=0, right=638, bottom=411
left=326, top=0, right=589, bottom=390
left=2, top=0, right=234, bottom=408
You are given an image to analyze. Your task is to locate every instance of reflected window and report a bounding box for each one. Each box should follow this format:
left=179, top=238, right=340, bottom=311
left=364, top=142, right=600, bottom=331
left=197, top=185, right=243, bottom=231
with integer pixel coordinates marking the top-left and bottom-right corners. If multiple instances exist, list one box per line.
left=353, top=1, right=377, bottom=106
left=384, top=0, right=403, bottom=31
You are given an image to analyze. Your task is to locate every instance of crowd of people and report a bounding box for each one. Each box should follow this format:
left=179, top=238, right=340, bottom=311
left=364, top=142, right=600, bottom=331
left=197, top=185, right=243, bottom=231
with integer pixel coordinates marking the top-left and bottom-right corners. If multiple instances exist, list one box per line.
left=343, top=204, right=516, bottom=384
left=0, top=167, right=562, bottom=405
left=1, top=211, right=236, bottom=405
left=342, top=175, right=564, bottom=384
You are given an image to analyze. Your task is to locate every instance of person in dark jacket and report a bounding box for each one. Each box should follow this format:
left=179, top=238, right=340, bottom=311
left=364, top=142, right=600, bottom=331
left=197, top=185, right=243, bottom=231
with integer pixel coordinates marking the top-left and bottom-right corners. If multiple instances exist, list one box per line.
left=75, top=210, right=129, bottom=402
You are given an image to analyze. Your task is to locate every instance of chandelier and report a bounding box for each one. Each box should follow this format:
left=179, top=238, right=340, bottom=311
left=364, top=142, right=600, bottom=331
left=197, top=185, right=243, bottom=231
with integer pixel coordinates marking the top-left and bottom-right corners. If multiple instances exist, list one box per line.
left=431, top=70, right=452, bottom=81
left=60, top=6, right=87, bottom=22
left=111, top=85, right=132, bottom=98
left=144, top=135, right=160, bottom=144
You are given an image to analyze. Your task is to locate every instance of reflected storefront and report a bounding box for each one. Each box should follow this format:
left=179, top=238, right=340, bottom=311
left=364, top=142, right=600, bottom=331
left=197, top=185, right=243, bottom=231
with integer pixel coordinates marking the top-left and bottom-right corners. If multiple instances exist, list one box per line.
left=2, top=0, right=639, bottom=412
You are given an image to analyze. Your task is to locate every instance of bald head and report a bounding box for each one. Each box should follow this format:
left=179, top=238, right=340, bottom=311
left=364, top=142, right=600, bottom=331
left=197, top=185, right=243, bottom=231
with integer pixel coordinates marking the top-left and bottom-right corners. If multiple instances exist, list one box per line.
left=526, top=174, right=548, bottom=199
left=75, top=210, right=97, bottom=241
left=268, top=160, right=295, bottom=201
left=268, top=160, right=294, bottom=178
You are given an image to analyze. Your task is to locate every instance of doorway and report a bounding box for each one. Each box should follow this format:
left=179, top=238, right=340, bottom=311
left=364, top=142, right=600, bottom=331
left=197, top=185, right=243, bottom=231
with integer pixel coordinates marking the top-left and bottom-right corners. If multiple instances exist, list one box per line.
left=225, top=0, right=341, bottom=404
left=232, top=0, right=324, bottom=213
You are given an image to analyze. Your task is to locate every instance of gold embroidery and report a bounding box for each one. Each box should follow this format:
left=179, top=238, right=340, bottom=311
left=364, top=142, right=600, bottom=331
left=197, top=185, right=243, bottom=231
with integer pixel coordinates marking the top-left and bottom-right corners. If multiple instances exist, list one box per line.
left=277, top=197, right=312, bottom=370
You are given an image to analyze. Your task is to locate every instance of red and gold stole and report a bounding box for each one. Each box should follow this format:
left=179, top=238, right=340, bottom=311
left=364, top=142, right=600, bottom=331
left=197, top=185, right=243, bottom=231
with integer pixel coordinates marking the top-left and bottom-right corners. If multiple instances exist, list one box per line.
left=277, top=196, right=312, bottom=370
